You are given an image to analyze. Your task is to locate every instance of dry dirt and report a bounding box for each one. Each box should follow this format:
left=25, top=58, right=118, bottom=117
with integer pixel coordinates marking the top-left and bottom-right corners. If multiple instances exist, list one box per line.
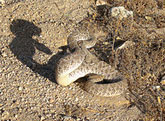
left=0, top=0, right=164, bottom=121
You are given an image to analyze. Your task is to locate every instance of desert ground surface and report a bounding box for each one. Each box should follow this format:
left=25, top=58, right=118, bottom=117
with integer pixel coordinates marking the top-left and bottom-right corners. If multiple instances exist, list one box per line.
left=0, top=0, right=164, bottom=120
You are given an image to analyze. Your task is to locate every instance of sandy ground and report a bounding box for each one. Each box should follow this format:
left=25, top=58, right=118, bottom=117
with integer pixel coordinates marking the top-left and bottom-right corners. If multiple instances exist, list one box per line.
left=0, top=0, right=164, bottom=120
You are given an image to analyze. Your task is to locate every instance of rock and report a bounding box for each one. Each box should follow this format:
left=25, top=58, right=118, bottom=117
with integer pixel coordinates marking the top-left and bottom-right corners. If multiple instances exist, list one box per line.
left=40, top=116, right=45, bottom=121
left=18, top=86, right=23, bottom=91
left=1, top=52, right=8, bottom=57
left=160, top=76, right=165, bottom=85
left=111, top=6, right=133, bottom=20
left=96, top=0, right=110, bottom=6
left=0, top=0, right=5, bottom=4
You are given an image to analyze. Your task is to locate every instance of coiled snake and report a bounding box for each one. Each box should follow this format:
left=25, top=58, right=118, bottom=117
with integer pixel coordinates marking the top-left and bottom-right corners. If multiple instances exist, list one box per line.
left=55, top=24, right=128, bottom=97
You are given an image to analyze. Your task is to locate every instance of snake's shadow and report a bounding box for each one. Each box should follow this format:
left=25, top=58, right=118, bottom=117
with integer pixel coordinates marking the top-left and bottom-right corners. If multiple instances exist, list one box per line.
left=9, top=19, right=68, bottom=83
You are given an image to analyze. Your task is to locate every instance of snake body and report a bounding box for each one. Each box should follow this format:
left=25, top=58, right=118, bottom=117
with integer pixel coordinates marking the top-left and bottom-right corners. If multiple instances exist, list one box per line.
left=55, top=22, right=128, bottom=97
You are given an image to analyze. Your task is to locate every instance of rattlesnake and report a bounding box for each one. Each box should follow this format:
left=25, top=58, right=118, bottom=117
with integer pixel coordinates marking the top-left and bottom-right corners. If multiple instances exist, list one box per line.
left=55, top=21, right=128, bottom=97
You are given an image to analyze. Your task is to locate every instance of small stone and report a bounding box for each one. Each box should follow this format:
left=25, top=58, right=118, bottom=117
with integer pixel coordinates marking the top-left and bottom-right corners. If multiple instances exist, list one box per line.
left=111, top=6, right=133, bottom=20
left=40, top=116, right=45, bottom=121
left=2, top=111, right=10, bottom=119
left=18, top=86, right=23, bottom=91
left=145, top=16, right=152, bottom=21
left=2, top=52, right=7, bottom=57
left=50, top=104, right=53, bottom=107
left=161, top=80, right=165, bottom=85
left=15, top=114, right=18, bottom=118
left=75, top=98, right=78, bottom=102
left=103, top=42, right=109, bottom=45
left=96, top=0, right=110, bottom=6
left=0, top=0, right=5, bottom=4
left=49, top=98, right=54, bottom=103
left=116, top=36, right=122, bottom=40
left=160, top=76, right=165, bottom=85
left=152, top=86, right=160, bottom=90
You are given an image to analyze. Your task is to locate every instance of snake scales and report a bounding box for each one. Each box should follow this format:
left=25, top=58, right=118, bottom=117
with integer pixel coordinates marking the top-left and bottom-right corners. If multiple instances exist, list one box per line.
left=55, top=21, right=128, bottom=97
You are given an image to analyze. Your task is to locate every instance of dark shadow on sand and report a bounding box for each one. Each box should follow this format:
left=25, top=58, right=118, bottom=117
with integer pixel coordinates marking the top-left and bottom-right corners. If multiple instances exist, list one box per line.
left=9, top=19, right=68, bottom=83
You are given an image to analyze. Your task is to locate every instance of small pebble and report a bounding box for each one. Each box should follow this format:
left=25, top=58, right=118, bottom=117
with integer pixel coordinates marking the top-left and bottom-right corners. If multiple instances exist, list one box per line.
left=2, top=52, right=7, bottom=57
left=111, top=6, right=133, bottom=20
left=152, top=86, right=160, bottom=90
left=40, top=116, right=45, bottom=121
left=18, top=86, right=23, bottom=91
left=160, top=80, right=165, bottom=85
left=145, top=16, right=152, bottom=21
left=0, top=0, right=5, bottom=4
left=96, top=0, right=109, bottom=6
left=2, top=111, right=10, bottom=119
left=160, top=76, right=165, bottom=85
left=15, top=114, right=18, bottom=118
left=103, top=42, right=109, bottom=45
